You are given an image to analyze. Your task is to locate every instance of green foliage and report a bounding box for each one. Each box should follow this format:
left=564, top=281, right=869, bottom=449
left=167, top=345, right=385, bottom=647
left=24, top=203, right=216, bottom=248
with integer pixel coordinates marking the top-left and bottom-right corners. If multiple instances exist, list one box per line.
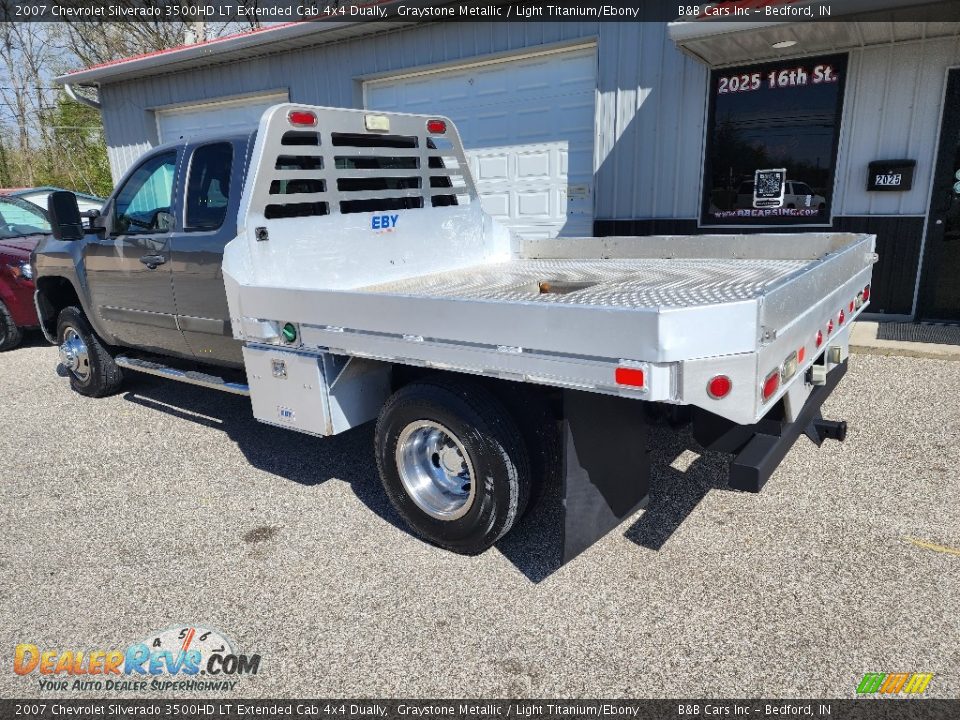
left=41, top=96, right=113, bottom=197
left=0, top=95, right=112, bottom=197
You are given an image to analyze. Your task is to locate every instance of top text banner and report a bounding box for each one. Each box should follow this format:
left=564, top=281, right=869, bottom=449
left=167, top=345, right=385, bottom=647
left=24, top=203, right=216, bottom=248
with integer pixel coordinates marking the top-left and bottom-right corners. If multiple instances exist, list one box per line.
left=3, top=0, right=959, bottom=23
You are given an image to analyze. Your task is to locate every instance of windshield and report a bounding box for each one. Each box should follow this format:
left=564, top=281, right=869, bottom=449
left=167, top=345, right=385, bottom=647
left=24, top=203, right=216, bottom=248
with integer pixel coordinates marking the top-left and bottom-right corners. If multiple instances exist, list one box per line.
left=0, top=196, right=51, bottom=238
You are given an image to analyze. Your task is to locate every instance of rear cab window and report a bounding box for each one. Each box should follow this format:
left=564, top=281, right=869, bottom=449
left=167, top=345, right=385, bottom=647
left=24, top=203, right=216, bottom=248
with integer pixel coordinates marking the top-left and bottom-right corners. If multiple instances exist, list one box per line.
left=185, top=142, right=234, bottom=231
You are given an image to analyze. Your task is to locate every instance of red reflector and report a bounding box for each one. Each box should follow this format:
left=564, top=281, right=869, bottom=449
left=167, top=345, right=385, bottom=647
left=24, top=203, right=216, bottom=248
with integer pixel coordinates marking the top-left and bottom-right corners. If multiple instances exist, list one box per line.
left=615, top=367, right=646, bottom=388
left=827, top=319, right=834, bottom=335
left=838, top=308, right=846, bottom=325
left=816, top=330, right=823, bottom=348
left=761, top=369, right=780, bottom=402
left=849, top=300, right=855, bottom=312
left=863, top=284, right=871, bottom=302
left=707, top=375, right=732, bottom=399
left=288, top=110, right=317, bottom=127
left=798, top=347, right=806, bottom=363
left=426, top=119, right=447, bottom=134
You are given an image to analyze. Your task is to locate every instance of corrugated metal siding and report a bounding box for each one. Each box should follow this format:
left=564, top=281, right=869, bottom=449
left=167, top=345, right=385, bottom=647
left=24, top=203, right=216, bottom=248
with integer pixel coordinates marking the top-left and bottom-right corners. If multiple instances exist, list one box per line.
left=834, top=36, right=960, bottom=216
left=98, top=21, right=707, bottom=219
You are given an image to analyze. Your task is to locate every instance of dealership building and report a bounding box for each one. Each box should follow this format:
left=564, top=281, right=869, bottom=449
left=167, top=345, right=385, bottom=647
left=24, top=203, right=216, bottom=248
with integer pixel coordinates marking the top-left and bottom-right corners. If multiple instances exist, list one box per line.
left=56, top=2, right=960, bottom=321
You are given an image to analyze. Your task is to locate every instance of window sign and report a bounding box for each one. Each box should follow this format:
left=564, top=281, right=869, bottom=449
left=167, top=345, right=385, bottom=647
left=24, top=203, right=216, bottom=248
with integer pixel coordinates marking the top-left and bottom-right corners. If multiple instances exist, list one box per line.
left=702, top=54, right=848, bottom=226
left=752, top=168, right=787, bottom=208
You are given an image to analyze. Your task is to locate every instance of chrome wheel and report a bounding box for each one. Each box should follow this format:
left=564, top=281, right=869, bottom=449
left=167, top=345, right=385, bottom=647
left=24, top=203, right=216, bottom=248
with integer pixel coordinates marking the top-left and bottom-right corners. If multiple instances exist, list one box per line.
left=395, top=420, right=475, bottom=521
left=59, top=327, right=90, bottom=382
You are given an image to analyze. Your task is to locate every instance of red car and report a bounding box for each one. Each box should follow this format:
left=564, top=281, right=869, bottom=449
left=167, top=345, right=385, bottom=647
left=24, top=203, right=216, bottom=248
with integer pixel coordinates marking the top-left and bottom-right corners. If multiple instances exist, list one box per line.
left=0, top=196, right=51, bottom=351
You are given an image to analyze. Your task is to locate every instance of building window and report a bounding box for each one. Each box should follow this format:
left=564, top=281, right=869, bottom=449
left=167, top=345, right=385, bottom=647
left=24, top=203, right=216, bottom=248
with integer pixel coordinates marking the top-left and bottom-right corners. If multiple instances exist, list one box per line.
left=701, top=54, right=848, bottom=227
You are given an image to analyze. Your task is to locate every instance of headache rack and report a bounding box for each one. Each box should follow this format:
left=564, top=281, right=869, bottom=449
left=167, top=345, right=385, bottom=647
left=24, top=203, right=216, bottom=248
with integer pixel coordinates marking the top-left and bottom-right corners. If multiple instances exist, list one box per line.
left=244, top=107, right=475, bottom=222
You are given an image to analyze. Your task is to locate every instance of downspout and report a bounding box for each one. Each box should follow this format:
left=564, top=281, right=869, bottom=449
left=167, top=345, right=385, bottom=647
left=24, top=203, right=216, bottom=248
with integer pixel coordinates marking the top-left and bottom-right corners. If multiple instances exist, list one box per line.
left=63, top=82, right=101, bottom=110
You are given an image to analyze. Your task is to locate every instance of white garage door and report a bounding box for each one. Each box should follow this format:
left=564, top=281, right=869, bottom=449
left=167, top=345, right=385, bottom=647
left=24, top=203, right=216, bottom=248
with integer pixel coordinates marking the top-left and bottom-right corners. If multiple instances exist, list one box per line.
left=365, top=47, right=597, bottom=239
left=155, top=92, right=288, bottom=144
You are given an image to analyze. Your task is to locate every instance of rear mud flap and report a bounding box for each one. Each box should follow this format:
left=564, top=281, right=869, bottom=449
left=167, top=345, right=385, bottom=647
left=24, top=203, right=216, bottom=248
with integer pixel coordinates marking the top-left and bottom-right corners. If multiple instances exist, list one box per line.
left=693, top=360, right=849, bottom=493
left=561, top=389, right=649, bottom=563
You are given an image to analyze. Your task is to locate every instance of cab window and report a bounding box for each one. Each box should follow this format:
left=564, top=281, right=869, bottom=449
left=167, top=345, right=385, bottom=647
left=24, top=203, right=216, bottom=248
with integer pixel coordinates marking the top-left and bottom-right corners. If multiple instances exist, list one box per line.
left=185, top=143, right=233, bottom=231
left=114, top=151, right=177, bottom=234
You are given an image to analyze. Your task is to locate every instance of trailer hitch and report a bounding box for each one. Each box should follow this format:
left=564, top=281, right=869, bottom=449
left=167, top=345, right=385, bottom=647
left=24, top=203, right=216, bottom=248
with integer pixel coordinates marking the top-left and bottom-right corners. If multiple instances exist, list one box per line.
left=693, top=360, right=849, bottom=494
left=807, top=418, right=847, bottom=445
left=549, top=364, right=849, bottom=563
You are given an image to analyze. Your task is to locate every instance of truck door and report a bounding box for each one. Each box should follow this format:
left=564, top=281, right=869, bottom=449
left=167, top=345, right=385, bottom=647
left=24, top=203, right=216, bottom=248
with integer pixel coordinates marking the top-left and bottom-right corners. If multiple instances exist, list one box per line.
left=169, top=140, right=245, bottom=367
left=84, top=148, right=192, bottom=356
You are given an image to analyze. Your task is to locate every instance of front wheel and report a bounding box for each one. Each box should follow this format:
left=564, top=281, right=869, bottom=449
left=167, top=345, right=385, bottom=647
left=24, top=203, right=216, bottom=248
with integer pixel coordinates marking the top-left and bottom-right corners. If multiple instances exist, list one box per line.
left=56, top=306, right=123, bottom=397
left=0, top=300, right=23, bottom=351
left=375, top=377, right=531, bottom=555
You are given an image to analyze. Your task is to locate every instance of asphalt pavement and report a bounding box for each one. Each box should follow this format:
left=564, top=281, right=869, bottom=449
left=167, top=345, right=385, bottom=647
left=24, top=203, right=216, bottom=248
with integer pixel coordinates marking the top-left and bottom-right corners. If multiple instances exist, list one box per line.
left=1, top=333, right=958, bottom=699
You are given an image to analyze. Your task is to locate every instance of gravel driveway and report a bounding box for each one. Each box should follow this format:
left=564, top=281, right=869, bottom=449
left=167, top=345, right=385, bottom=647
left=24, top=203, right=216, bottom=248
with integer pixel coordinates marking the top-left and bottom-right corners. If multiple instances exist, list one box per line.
left=1, top=336, right=957, bottom=699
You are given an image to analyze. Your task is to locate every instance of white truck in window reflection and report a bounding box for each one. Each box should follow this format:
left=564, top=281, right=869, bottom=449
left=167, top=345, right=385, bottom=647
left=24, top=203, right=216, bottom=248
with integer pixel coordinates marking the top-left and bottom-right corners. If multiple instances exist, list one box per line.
left=737, top=180, right=827, bottom=212
left=33, top=105, right=877, bottom=564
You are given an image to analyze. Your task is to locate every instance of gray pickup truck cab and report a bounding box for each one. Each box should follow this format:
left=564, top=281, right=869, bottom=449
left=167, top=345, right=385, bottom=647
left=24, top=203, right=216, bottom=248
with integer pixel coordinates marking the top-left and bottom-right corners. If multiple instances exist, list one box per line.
left=34, top=133, right=253, bottom=396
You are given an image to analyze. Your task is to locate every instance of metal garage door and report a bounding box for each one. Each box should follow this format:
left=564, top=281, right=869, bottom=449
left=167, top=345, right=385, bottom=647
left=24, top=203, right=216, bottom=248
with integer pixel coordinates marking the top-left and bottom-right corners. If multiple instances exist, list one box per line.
left=365, top=47, right=597, bottom=239
left=155, top=92, right=287, bottom=144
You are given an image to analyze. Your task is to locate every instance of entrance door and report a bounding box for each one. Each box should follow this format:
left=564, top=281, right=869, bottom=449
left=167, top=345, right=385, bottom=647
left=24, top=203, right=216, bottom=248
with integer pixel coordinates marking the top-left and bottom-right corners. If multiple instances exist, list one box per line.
left=920, top=68, right=960, bottom=320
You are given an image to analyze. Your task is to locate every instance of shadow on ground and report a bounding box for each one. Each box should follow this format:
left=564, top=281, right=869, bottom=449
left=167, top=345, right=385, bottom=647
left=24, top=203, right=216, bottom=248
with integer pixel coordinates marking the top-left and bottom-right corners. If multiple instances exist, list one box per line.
left=117, top=374, right=740, bottom=584
left=15, top=329, right=52, bottom=350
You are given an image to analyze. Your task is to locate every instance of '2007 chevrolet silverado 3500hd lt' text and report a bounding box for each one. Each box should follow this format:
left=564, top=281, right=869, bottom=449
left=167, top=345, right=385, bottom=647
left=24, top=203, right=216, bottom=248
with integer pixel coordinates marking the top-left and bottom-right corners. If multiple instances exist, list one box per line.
left=34, top=105, right=876, bottom=562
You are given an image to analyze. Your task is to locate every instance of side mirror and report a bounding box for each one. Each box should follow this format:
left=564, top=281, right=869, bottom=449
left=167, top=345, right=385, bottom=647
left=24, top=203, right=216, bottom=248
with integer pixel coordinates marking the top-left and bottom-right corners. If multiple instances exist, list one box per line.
left=47, top=191, right=85, bottom=241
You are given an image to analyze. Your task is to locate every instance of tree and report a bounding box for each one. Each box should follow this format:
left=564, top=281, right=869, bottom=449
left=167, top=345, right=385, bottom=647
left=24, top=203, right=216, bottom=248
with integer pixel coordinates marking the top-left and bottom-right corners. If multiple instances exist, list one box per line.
left=0, top=7, right=264, bottom=193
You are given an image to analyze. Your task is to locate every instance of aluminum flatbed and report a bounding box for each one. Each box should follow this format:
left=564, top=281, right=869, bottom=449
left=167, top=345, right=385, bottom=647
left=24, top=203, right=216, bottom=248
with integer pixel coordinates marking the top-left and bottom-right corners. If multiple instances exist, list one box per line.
left=38, top=104, right=876, bottom=561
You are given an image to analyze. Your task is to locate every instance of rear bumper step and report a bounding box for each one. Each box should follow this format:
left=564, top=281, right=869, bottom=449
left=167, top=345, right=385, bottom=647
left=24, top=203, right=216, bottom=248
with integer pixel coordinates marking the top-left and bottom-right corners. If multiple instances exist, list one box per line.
left=115, top=356, right=250, bottom=396
left=693, top=360, right=848, bottom=493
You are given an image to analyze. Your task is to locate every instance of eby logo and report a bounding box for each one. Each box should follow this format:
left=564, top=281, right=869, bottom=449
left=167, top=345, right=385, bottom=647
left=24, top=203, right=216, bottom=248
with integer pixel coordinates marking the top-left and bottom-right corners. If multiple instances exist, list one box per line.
left=14, top=626, right=260, bottom=687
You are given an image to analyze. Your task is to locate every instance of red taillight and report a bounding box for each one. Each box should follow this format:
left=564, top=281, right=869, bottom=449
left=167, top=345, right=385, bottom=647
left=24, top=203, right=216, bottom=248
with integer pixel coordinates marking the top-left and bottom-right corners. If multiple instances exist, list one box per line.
left=707, top=375, right=732, bottom=399
left=816, top=330, right=823, bottom=348
left=615, top=367, right=645, bottom=388
left=827, top=319, right=834, bottom=335
left=849, top=300, right=855, bottom=313
left=426, top=119, right=447, bottom=134
left=863, top=284, right=871, bottom=302
left=798, top=346, right=806, bottom=363
left=288, top=110, right=317, bottom=127
left=838, top=308, right=846, bottom=325
left=761, top=369, right=780, bottom=402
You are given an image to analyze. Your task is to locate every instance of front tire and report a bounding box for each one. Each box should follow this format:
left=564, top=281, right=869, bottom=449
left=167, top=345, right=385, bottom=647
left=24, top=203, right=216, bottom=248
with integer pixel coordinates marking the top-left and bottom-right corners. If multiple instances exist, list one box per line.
left=0, top=300, right=23, bottom=351
left=375, top=377, right=531, bottom=555
left=56, top=306, right=123, bottom=397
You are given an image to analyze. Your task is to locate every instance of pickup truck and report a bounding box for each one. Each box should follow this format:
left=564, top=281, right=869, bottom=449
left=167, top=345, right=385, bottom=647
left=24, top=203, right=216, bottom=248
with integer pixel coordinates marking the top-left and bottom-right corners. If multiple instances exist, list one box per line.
left=35, top=105, right=876, bottom=562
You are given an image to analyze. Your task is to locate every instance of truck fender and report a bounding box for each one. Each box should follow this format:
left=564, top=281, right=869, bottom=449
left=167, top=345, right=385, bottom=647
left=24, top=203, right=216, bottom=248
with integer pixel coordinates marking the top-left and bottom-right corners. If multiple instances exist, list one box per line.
left=34, top=275, right=107, bottom=345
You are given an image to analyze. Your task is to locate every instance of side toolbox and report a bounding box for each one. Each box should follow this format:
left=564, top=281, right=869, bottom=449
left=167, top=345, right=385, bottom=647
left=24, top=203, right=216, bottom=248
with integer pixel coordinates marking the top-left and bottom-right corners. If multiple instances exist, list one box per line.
left=243, top=346, right=391, bottom=437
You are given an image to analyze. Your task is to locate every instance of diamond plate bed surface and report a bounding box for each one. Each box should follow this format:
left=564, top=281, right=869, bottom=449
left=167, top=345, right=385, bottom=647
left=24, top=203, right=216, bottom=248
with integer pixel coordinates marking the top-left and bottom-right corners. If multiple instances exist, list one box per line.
left=358, top=258, right=810, bottom=309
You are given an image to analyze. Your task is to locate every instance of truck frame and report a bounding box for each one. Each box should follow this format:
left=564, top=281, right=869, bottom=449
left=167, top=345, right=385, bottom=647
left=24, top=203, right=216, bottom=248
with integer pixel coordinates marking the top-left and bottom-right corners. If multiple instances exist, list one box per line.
left=38, top=104, right=876, bottom=562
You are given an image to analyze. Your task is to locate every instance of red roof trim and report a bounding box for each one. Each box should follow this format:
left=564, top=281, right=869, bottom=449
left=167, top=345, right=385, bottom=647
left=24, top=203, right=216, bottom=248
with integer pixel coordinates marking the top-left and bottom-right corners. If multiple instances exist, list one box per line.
left=68, top=21, right=302, bottom=75
left=67, top=0, right=399, bottom=77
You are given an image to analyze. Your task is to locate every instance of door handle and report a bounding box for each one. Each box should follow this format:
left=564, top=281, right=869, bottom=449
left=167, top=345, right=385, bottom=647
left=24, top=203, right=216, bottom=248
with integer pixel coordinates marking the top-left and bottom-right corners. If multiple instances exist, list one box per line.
left=139, top=254, right=166, bottom=269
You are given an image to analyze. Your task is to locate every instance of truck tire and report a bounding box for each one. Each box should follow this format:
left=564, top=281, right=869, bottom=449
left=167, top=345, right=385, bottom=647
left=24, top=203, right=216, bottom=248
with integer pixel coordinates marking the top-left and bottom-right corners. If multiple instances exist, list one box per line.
left=488, top=383, right=560, bottom=513
left=56, top=306, right=123, bottom=397
left=375, top=377, right=531, bottom=555
left=0, top=301, right=23, bottom=351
